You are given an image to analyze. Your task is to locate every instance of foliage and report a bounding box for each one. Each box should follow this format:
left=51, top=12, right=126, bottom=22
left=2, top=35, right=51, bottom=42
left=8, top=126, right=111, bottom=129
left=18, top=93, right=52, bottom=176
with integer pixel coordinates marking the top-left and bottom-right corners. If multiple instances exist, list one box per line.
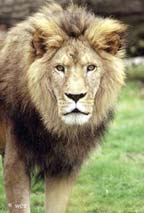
left=126, top=65, right=144, bottom=81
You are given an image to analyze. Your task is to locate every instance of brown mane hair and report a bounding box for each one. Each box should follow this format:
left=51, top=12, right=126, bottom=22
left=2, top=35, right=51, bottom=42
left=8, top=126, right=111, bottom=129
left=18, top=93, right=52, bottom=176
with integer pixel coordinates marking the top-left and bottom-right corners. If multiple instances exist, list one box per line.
left=0, top=3, right=127, bottom=178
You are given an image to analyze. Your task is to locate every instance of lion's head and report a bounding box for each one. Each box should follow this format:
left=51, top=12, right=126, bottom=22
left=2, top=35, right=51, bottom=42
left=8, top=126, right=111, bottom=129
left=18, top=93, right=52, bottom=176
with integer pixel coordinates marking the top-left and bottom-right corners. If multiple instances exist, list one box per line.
left=26, top=3, right=126, bottom=129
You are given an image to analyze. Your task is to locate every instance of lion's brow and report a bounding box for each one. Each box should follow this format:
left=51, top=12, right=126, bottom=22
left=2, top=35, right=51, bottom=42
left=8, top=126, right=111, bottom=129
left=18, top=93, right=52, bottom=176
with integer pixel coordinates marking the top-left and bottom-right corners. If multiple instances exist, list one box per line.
left=69, top=51, right=78, bottom=63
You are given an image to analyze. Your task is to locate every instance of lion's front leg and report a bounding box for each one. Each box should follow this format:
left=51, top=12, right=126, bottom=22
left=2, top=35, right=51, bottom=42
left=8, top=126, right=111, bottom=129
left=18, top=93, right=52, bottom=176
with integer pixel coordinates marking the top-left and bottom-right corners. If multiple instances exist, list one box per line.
left=3, top=127, right=30, bottom=213
left=45, top=174, right=77, bottom=213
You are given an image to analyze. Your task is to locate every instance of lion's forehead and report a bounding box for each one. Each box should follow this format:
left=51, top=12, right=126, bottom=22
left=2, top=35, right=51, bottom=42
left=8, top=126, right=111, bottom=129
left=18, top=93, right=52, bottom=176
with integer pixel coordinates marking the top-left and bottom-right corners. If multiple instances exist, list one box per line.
left=51, top=40, right=100, bottom=66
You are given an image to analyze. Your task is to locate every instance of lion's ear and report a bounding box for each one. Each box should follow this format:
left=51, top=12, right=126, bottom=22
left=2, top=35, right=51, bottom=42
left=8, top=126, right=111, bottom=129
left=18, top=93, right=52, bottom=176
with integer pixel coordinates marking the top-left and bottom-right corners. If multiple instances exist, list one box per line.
left=32, top=20, right=68, bottom=58
left=85, top=18, right=127, bottom=55
left=32, top=30, right=47, bottom=58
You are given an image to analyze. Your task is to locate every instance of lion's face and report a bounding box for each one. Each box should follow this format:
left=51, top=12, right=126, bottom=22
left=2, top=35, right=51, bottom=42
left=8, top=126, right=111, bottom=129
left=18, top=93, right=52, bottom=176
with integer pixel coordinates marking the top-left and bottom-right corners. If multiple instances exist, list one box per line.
left=49, top=40, right=103, bottom=125
left=28, top=39, right=104, bottom=127
left=27, top=8, right=126, bottom=129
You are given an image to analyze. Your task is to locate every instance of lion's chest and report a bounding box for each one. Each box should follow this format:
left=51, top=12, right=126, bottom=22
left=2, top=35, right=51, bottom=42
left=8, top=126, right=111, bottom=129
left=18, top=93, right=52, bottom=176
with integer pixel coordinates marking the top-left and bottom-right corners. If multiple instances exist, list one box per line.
left=12, top=110, right=96, bottom=177
left=11, top=103, right=109, bottom=178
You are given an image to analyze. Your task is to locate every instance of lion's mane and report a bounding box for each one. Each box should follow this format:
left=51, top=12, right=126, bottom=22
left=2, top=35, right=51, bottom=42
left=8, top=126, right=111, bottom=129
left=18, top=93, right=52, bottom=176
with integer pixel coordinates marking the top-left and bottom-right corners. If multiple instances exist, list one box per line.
left=0, top=3, right=126, bottom=178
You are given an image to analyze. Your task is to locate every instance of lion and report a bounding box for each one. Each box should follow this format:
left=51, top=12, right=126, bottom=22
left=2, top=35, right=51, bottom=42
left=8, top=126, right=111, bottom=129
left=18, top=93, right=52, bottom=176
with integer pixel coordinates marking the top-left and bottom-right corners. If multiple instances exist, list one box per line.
left=0, top=2, right=127, bottom=213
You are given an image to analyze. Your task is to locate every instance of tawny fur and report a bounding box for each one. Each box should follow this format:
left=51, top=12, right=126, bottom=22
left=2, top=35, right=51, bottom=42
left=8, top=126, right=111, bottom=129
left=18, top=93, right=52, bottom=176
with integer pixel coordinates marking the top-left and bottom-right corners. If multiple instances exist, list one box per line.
left=0, top=2, right=127, bottom=212
left=0, top=1, right=126, bottom=174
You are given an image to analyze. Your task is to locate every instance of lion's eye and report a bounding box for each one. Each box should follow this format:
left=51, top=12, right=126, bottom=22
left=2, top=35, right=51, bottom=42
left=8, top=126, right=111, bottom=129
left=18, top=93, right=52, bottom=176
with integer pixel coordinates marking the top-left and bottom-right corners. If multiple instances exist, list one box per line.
left=87, top=65, right=96, bottom=72
left=55, top=65, right=65, bottom=73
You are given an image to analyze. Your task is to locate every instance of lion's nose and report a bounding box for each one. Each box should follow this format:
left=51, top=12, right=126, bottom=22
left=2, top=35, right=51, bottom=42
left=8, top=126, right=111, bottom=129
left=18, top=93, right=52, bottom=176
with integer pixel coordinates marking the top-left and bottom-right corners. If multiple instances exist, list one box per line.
left=65, top=93, right=87, bottom=102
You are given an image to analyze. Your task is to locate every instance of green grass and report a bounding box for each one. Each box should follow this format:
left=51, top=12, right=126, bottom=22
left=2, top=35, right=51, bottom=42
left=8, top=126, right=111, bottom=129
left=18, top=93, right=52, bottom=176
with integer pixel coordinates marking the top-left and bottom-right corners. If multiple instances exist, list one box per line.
left=0, top=80, right=144, bottom=213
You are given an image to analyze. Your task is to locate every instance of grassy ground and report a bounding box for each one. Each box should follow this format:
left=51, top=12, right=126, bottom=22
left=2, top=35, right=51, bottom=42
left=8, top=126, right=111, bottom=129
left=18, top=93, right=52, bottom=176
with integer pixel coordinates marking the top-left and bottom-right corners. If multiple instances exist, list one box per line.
left=0, top=80, right=144, bottom=213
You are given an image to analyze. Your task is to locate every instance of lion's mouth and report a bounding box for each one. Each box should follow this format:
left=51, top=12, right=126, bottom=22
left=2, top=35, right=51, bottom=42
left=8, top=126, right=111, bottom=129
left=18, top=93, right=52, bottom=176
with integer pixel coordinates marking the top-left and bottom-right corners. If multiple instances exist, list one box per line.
left=63, top=108, right=90, bottom=116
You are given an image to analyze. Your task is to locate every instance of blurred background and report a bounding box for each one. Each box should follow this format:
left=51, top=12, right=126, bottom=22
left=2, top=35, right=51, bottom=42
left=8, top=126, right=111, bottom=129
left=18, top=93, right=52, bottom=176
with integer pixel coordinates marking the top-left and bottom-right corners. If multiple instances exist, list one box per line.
left=0, top=1, right=144, bottom=212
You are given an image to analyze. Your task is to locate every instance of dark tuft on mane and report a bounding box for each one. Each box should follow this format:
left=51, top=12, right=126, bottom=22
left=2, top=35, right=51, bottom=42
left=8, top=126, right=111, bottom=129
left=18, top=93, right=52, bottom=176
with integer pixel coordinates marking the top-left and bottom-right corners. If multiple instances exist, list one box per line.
left=59, top=10, right=93, bottom=38
left=69, top=31, right=79, bottom=37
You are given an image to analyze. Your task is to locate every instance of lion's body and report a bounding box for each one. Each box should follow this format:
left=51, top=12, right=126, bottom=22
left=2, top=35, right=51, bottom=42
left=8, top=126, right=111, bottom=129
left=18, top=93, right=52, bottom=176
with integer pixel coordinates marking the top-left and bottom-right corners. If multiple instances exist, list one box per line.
left=0, top=107, right=112, bottom=177
left=0, top=3, right=126, bottom=212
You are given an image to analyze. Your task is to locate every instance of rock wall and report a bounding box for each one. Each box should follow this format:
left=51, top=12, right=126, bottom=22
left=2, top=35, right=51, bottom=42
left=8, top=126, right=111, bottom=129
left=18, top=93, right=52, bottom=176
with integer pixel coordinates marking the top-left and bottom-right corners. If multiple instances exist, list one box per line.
left=0, top=0, right=45, bottom=26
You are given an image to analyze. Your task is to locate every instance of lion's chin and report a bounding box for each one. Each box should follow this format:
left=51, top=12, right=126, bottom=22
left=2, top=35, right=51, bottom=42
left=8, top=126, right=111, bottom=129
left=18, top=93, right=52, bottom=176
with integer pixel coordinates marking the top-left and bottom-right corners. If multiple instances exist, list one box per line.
left=61, top=113, right=91, bottom=126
